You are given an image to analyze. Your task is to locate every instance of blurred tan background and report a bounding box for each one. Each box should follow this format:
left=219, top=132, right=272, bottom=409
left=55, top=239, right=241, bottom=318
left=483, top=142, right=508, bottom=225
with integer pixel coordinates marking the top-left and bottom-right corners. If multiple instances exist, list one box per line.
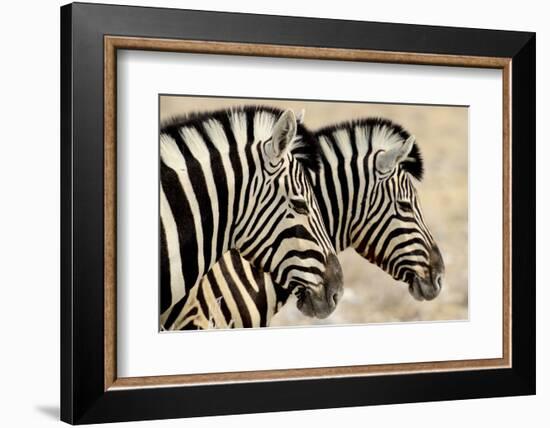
left=160, top=95, right=469, bottom=326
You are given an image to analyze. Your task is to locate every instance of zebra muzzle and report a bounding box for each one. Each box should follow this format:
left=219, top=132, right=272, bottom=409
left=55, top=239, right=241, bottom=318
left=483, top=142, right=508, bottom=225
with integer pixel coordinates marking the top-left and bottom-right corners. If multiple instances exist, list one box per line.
left=408, top=245, right=445, bottom=301
left=296, top=254, right=344, bottom=319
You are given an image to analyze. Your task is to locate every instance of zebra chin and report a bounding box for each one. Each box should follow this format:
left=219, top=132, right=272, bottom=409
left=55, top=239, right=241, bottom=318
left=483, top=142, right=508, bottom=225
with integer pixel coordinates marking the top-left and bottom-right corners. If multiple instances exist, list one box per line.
left=294, top=254, right=344, bottom=319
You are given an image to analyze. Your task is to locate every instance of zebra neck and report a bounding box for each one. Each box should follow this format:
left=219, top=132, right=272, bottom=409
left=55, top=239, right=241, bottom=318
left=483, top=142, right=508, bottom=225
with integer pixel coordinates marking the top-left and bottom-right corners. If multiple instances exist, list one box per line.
left=184, top=148, right=242, bottom=293
left=312, top=179, right=336, bottom=253
left=315, top=129, right=373, bottom=253
left=161, top=125, right=245, bottom=296
left=314, top=170, right=356, bottom=253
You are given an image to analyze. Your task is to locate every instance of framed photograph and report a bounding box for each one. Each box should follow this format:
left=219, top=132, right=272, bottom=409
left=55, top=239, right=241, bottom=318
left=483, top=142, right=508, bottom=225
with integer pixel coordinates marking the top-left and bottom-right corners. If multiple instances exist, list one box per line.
left=60, top=2, right=535, bottom=424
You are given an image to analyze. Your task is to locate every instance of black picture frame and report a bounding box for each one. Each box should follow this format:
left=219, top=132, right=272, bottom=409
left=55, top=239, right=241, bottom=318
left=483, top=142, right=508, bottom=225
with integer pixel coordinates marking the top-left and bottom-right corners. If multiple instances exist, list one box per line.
left=61, top=2, right=535, bottom=424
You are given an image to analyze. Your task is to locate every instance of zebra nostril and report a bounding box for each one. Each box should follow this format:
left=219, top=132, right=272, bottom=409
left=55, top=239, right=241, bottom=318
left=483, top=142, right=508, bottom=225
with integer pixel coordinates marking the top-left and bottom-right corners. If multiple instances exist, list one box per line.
left=331, top=290, right=340, bottom=306
left=435, top=274, right=443, bottom=290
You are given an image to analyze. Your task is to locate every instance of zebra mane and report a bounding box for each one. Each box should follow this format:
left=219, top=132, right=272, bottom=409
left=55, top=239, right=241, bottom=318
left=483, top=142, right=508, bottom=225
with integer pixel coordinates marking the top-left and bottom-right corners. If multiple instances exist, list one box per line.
left=292, top=121, right=321, bottom=174
left=315, top=117, right=424, bottom=181
left=160, top=105, right=321, bottom=174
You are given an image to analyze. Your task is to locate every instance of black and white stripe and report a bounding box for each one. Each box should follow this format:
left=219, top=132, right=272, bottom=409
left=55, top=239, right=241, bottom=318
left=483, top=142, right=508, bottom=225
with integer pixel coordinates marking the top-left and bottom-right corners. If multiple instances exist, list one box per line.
left=177, top=118, right=445, bottom=329
left=160, top=106, right=342, bottom=330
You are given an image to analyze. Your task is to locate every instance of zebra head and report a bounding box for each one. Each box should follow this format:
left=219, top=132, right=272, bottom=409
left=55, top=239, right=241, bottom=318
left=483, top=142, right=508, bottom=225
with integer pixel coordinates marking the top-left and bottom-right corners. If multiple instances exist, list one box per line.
left=345, top=121, right=445, bottom=301
left=235, top=108, right=343, bottom=318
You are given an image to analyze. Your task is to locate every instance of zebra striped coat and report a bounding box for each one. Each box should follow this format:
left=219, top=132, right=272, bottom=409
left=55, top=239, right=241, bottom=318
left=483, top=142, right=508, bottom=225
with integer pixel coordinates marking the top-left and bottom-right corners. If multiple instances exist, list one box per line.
left=175, top=118, right=445, bottom=329
left=160, top=106, right=343, bottom=330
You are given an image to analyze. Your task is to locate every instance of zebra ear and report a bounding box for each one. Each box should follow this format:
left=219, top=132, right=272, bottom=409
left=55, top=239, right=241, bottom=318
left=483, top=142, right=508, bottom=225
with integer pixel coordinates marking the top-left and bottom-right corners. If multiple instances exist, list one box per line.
left=375, top=136, right=415, bottom=175
left=267, top=109, right=298, bottom=160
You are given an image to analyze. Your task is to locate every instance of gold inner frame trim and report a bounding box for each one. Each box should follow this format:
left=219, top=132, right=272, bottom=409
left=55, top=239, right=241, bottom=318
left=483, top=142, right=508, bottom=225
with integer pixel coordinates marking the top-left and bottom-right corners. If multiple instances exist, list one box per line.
left=104, top=35, right=512, bottom=391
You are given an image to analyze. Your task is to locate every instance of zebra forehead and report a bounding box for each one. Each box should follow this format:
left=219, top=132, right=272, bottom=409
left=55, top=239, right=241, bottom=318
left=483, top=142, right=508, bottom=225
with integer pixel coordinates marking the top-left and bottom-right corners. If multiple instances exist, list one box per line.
left=315, top=117, right=424, bottom=181
left=395, top=172, right=417, bottom=196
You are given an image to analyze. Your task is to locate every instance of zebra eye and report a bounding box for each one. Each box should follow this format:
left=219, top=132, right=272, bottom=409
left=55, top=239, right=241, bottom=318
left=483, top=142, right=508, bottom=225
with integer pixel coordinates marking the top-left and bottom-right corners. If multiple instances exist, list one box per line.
left=397, top=201, right=413, bottom=212
left=290, top=198, right=310, bottom=215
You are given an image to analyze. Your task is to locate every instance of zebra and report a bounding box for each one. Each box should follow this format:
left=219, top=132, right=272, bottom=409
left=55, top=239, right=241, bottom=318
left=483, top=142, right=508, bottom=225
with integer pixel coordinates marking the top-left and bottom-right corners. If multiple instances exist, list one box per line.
left=174, top=117, right=445, bottom=329
left=160, top=106, right=343, bottom=330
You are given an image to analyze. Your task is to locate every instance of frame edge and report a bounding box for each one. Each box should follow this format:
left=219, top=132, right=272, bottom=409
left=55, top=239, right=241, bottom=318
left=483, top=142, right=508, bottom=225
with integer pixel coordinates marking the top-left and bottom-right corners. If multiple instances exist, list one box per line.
left=510, top=32, right=536, bottom=394
left=60, top=2, right=74, bottom=425
left=63, top=3, right=536, bottom=423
